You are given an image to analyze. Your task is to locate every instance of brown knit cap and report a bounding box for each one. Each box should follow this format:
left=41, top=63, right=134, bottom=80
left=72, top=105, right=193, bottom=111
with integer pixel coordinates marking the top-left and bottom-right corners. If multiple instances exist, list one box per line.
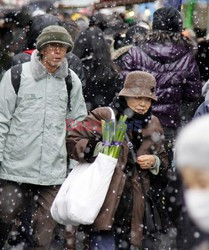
left=118, top=71, right=158, bottom=101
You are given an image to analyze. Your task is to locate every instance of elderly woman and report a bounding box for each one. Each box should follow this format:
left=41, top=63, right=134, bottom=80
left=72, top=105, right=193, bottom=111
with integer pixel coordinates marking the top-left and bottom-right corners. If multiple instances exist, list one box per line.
left=67, top=71, right=169, bottom=249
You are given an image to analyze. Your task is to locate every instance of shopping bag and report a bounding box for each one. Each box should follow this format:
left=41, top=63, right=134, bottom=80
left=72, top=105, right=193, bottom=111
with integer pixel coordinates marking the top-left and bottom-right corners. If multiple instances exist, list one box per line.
left=51, top=152, right=118, bottom=226
left=91, top=165, right=126, bottom=230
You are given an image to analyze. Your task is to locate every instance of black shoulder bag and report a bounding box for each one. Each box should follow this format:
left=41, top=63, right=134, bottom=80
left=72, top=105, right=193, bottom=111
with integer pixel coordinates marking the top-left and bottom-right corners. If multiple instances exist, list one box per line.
left=125, top=133, right=162, bottom=236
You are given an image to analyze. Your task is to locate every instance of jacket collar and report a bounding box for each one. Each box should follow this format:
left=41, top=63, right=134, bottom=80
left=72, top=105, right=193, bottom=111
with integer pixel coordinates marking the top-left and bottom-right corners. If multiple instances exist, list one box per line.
left=30, top=49, right=68, bottom=81
left=111, top=45, right=132, bottom=61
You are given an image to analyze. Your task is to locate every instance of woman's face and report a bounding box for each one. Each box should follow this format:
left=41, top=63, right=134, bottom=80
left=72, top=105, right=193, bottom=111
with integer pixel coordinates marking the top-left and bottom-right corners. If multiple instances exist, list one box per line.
left=125, top=97, right=152, bottom=114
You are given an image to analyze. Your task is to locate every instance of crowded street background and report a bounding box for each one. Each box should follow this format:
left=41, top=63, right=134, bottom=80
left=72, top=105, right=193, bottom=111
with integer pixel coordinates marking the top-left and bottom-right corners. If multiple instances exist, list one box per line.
left=0, top=0, right=209, bottom=249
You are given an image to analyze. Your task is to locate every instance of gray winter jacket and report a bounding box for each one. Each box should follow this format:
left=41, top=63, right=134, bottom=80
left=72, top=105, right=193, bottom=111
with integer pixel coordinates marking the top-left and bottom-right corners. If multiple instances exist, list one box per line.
left=0, top=50, right=87, bottom=185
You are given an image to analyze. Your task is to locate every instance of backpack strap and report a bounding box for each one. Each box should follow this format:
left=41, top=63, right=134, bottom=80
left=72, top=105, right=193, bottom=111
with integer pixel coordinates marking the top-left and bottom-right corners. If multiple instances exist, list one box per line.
left=11, top=64, right=72, bottom=110
left=11, top=64, right=22, bottom=95
left=65, top=70, right=72, bottom=111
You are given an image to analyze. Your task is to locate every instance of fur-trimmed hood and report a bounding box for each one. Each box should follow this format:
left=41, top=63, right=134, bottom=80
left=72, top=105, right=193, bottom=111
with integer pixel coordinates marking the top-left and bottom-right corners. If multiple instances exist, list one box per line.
left=136, top=30, right=193, bottom=49
left=134, top=31, right=193, bottom=64
left=140, top=42, right=189, bottom=63
left=30, top=49, right=68, bottom=81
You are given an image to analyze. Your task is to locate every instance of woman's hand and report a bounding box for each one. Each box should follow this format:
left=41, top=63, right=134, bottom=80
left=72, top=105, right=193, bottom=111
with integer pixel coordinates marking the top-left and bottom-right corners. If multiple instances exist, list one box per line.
left=137, top=155, right=156, bottom=169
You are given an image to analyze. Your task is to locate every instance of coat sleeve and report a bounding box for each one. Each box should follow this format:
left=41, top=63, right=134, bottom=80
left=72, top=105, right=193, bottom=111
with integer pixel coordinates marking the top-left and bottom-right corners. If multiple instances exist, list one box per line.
left=151, top=117, right=169, bottom=180
left=66, top=108, right=110, bottom=162
left=146, top=120, right=170, bottom=197
left=68, top=69, right=87, bottom=122
left=182, top=54, right=202, bottom=102
left=0, top=69, right=17, bottom=161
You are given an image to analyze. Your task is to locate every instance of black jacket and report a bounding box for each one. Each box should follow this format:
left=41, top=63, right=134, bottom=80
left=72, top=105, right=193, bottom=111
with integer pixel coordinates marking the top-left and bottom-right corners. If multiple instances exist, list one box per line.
left=80, top=57, right=122, bottom=111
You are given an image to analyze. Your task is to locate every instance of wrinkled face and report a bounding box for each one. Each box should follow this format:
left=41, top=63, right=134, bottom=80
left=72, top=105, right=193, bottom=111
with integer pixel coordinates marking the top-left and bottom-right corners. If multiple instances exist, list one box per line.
left=40, top=43, right=68, bottom=72
left=125, top=96, right=152, bottom=114
left=180, top=167, right=209, bottom=189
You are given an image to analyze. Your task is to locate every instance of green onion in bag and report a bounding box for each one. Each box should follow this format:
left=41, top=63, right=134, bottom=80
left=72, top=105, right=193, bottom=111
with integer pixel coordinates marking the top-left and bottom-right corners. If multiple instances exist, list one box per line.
left=101, top=114, right=127, bottom=159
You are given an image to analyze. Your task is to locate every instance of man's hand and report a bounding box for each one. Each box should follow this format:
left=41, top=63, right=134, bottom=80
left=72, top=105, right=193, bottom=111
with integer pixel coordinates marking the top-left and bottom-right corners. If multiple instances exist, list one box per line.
left=137, top=155, right=156, bottom=169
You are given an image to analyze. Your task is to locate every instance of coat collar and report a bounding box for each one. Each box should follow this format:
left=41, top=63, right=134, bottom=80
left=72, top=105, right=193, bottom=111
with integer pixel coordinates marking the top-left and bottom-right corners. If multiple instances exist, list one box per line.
left=30, top=49, right=68, bottom=81
left=111, top=45, right=132, bottom=61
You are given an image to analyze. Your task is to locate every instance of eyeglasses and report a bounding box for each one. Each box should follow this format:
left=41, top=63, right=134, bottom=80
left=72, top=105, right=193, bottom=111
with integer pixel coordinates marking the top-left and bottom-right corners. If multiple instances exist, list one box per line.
left=46, top=43, right=68, bottom=52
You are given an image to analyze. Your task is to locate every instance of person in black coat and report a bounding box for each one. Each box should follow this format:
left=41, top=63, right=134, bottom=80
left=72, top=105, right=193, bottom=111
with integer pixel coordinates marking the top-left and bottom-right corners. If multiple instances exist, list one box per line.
left=196, top=39, right=209, bottom=83
left=73, top=26, right=122, bottom=111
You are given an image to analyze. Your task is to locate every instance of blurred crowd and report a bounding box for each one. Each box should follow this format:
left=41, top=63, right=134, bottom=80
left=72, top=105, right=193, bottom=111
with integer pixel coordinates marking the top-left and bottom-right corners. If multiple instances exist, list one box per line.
left=1, top=1, right=209, bottom=101
left=1, top=1, right=209, bottom=250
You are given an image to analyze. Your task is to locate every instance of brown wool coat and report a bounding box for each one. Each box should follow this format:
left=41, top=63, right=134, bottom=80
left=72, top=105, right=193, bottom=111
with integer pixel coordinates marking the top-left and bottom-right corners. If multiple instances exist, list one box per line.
left=66, top=107, right=168, bottom=247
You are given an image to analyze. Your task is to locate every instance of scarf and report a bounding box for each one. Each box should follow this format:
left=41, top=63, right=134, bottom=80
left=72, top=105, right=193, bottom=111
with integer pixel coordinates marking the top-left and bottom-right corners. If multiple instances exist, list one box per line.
left=110, top=96, right=152, bottom=151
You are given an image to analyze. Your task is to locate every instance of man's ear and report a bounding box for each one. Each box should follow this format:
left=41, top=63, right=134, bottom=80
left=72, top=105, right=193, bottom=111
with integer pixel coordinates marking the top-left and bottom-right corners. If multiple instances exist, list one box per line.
left=39, top=45, right=47, bottom=55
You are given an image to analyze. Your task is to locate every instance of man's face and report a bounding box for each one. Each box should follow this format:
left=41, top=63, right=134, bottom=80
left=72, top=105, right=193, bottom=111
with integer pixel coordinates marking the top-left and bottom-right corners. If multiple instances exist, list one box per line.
left=40, top=43, right=68, bottom=72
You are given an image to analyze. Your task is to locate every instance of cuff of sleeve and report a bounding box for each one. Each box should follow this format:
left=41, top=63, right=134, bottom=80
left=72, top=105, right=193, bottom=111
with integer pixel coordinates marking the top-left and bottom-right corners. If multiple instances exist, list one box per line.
left=149, top=156, right=160, bottom=175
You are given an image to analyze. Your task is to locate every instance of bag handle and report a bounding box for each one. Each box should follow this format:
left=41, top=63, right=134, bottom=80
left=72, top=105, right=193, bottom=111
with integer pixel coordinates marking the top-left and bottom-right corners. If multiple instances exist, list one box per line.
left=108, top=107, right=116, bottom=136
left=108, top=107, right=116, bottom=121
left=125, top=133, right=146, bottom=196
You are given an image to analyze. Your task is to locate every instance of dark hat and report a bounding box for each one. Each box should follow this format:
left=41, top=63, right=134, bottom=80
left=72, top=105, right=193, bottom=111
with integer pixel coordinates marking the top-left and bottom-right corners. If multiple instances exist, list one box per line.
left=118, top=71, right=157, bottom=101
left=36, top=25, right=74, bottom=52
left=152, top=7, right=182, bottom=32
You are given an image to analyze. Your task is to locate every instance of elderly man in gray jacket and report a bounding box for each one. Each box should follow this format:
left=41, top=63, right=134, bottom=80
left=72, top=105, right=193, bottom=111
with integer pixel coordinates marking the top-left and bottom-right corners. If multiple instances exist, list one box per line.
left=0, top=25, right=87, bottom=249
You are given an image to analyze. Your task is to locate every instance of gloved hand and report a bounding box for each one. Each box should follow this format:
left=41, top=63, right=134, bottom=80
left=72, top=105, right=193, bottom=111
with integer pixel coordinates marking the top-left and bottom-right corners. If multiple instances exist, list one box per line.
left=84, top=138, right=101, bottom=163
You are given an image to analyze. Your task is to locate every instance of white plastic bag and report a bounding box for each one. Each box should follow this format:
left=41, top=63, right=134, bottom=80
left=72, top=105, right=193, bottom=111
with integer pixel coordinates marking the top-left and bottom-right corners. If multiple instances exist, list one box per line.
left=51, top=152, right=118, bottom=226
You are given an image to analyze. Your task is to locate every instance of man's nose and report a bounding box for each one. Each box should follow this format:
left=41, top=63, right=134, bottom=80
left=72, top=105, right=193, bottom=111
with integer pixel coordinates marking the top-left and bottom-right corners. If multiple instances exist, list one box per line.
left=54, top=46, right=62, bottom=52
